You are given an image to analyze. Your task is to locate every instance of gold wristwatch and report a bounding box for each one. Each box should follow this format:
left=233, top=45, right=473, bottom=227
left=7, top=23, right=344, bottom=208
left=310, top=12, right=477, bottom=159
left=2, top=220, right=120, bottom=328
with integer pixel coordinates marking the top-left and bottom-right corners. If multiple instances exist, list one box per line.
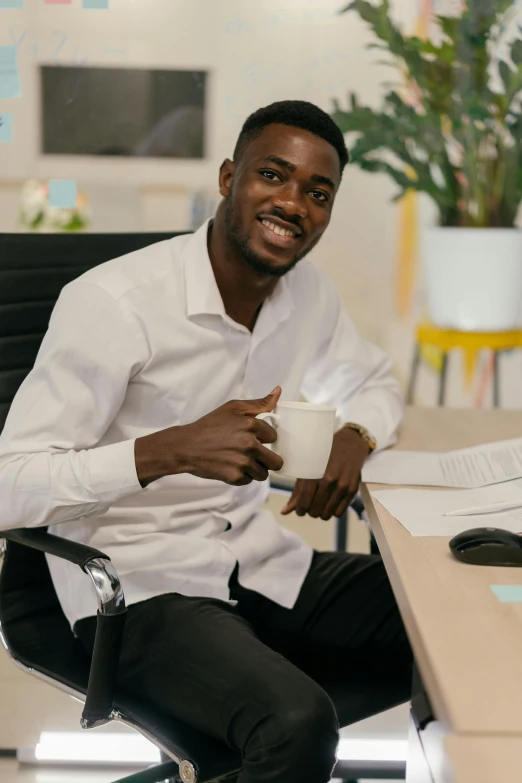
left=343, top=423, right=377, bottom=453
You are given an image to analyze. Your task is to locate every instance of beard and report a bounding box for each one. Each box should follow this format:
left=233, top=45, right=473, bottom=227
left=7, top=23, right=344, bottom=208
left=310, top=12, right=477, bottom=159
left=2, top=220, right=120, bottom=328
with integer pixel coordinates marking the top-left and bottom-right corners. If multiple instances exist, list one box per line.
left=224, top=195, right=307, bottom=278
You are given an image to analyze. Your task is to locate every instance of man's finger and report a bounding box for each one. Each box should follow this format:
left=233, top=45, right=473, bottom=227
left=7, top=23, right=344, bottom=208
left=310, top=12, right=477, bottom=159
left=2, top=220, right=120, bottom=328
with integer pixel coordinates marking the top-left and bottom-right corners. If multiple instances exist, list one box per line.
left=280, top=493, right=298, bottom=515
left=322, top=488, right=353, bottom=521
left=254, top=442, right=284, bottom=472
left=252, top=417, right=278, bottom=444
left=238, top=386, right=281, bottom=415
left=308, top=479, right=336, bottom=518
left=243, top=459, right=270, bottom=483
left=280, top=479, right=304, bottom=515
left=295, top=480, right=319, bottom=517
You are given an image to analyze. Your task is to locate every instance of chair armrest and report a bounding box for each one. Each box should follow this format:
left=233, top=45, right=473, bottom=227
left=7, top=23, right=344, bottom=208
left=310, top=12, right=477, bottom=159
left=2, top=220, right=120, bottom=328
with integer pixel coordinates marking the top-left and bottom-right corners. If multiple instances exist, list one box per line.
left=2, top=527, right=126, bottom=730
left=2, top=527, right=109, bottom=572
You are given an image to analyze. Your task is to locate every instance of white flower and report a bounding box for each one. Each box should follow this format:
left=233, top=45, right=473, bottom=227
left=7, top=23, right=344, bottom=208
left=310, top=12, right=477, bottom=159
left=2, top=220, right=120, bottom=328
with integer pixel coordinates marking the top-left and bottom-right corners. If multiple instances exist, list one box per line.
left=19, top=179, right=91, bottom=232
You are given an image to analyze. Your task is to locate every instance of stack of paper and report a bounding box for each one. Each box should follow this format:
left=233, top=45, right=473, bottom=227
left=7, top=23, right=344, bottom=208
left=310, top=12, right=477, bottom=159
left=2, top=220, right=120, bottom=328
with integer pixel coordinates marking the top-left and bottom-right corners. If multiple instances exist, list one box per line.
left=362, top=437, right=522, bottom=488
left=371, top=480, right=522, bottom=537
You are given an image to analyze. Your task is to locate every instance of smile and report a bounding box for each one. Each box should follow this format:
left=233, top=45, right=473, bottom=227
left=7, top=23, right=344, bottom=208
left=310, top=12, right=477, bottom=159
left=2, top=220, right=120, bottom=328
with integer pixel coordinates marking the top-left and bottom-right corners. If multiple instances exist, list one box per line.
left=260, top=219, right=298, bottom=238
left=256, top=218, right=302, bottom=250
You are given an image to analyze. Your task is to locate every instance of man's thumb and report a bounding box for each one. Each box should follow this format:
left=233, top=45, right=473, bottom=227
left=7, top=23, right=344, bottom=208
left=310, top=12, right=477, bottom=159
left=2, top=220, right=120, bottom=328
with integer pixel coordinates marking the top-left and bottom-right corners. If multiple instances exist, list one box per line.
left=241, top=386, right=281, bottom=414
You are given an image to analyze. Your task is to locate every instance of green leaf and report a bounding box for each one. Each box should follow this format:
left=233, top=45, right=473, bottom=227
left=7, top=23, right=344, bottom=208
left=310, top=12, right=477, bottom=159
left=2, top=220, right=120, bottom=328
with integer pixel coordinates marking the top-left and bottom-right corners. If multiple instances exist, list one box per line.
left=499, top=60, right=513, bottom=94
left=512, top=39, right=522, bottom=66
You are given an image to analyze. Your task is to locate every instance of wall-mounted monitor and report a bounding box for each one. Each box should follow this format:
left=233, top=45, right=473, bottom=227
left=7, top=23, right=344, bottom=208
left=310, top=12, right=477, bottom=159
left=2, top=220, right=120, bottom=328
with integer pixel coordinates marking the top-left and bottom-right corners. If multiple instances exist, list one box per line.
left=40, top=66, right=207, bottom=159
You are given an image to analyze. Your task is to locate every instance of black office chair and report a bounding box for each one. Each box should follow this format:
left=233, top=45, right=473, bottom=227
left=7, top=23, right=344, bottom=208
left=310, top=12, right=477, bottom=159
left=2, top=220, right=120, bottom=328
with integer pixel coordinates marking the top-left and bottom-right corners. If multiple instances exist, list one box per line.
left=0, top=232, right=402, bottom=783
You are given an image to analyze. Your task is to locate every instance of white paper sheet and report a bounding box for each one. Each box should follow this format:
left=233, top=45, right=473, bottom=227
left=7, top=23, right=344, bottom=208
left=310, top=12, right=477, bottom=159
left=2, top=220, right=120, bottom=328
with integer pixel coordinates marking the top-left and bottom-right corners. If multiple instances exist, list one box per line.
left=371, top=480, right=522, bottom=536
left=362, top=437, right=522, bottom=488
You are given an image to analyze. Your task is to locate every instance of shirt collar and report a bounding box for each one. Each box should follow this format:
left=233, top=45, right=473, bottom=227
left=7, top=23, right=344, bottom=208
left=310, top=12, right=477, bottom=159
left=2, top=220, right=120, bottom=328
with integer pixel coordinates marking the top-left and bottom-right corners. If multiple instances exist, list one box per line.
left=182, top=218, right=295, bottom=325
left=184, top=220, right=226, bottom=318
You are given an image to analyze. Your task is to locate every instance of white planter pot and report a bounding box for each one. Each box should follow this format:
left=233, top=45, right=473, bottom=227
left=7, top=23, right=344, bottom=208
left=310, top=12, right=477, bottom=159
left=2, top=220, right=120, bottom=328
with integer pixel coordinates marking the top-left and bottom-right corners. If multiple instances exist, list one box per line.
left=421, top=227, right=522, bottom=332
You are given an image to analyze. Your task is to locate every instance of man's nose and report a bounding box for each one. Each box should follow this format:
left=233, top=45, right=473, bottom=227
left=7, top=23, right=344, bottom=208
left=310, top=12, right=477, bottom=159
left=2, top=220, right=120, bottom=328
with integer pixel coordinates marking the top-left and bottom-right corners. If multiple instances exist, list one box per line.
left=272, top=182, right=307, bottom=220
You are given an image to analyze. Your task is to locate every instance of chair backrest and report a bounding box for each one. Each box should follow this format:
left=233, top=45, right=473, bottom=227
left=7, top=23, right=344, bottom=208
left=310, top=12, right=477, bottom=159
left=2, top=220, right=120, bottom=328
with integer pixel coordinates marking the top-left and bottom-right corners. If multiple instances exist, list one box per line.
left=0, top=231, right=180, bottom=432
left=0, top=231, right=181, bottom=679
left=0, top=537, right=92, bottom=691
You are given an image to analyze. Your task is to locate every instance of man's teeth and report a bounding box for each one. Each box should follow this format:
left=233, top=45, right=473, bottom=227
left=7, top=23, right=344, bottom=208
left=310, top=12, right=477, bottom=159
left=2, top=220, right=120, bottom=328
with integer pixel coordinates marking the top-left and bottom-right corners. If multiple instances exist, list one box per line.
left=261, top=219, right=296, bottom=238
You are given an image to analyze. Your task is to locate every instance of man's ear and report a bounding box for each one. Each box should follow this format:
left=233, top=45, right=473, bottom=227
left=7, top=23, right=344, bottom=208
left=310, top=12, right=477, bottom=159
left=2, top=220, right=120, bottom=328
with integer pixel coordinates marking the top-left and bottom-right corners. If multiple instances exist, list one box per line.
left=219, top=159, right=235, bottom=198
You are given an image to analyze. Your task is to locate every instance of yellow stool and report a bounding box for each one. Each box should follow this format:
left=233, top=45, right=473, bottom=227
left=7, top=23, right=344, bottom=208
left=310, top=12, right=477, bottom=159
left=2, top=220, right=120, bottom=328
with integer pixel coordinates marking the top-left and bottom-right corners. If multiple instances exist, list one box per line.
left=407, top=324, right=522, bottom=406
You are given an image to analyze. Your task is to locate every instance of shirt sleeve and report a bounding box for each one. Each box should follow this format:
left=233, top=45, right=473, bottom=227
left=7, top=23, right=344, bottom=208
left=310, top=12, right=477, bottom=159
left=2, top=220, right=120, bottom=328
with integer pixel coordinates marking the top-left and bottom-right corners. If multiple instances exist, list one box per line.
left=300, top=274, right=404, bottom=451
left=0, top=280, right=148, bottom=532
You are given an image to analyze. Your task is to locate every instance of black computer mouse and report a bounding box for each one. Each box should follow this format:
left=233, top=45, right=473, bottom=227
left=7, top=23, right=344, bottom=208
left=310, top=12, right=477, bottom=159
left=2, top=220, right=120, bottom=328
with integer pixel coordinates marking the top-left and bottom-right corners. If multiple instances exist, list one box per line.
left=449, top=527, right=522, bottom=566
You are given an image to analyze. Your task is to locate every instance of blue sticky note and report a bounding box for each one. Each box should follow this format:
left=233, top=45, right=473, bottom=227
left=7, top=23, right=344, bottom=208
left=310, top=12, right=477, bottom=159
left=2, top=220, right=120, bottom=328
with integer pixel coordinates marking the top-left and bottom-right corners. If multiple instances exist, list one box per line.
left=83, top=0, right=108, bottom=7
left=0, top=113, right=13, bottom=142
left=0, top=0, right=24, bottom=7
left=49, top=179, right=77, bottom=209
left=0, top=46, right=21, bottom=99
left=490, top=585, right=522, bottom=603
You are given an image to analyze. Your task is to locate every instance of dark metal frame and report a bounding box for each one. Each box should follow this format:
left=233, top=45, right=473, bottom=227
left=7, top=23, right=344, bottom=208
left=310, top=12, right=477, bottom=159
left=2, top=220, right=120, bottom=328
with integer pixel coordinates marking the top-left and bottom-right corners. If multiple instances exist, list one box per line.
left=407, top=342, right=504, bottom=407
left=0, top=528, right=208, bottom=783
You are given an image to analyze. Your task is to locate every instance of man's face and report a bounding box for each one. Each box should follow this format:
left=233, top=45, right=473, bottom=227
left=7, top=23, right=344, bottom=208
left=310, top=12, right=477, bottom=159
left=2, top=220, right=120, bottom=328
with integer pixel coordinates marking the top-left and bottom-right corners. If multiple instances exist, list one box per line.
left=220, top=123, right=341, bottom=277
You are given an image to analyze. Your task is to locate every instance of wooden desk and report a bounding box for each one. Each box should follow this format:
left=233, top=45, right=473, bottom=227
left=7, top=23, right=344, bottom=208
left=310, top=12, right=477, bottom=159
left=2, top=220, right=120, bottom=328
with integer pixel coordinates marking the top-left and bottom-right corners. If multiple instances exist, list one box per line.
left=362, top=406, right=522, bottom=735
left=444, top=735, right=522, bottom=783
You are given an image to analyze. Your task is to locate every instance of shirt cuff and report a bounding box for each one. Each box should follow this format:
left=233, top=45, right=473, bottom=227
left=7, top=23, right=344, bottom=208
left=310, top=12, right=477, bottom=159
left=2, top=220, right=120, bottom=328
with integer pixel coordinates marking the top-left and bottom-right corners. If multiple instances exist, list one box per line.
left=88, top=438, right=143, bottom=504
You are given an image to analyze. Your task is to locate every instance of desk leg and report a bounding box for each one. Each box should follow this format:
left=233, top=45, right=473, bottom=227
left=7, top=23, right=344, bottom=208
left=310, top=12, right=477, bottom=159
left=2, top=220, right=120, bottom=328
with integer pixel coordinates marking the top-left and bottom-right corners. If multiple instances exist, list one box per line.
left=408, top=663, right=436, bottom=782
left=438, top=353, right=448, bottom=406
left=406, top=711, right=433, bottom=783
left=406, top=343, right=421, bottom=404
left=492, top=351, right=500, bottom=408
left=411, top=663, right=434, bottom=730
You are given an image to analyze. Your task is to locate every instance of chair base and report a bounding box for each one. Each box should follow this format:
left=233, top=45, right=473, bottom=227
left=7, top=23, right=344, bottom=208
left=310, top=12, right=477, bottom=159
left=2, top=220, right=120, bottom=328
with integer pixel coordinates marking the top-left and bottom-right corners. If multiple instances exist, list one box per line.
left=110, top=757, right=407, bottom=782
left=112, top=760, right=180, bottom=783
left=112, top=760, right=235, bottom=783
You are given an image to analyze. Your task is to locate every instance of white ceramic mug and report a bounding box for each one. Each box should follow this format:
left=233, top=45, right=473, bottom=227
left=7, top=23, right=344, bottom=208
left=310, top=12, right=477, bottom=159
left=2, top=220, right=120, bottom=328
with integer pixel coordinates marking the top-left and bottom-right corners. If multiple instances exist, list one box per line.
left=257, top=401, right=337, bottom=480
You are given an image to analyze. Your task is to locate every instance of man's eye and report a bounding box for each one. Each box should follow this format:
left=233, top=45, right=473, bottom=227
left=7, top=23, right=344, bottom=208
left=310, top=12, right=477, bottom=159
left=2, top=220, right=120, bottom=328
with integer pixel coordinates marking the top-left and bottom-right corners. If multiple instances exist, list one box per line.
left=260, top=170, right=280, bottom=181
left=311, top=190, right=328, bottom=202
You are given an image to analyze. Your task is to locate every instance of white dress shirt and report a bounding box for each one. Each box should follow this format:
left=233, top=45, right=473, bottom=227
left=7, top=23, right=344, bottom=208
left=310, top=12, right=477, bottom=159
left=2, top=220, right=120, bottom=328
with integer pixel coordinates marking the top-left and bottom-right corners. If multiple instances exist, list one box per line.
left=0, top=221, right=403, bottom=629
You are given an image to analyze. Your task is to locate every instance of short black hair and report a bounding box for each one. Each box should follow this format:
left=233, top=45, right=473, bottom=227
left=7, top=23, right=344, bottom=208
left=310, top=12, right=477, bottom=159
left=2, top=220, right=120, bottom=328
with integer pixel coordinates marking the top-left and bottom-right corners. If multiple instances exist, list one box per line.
left=233, top=100, right=349, bottom=176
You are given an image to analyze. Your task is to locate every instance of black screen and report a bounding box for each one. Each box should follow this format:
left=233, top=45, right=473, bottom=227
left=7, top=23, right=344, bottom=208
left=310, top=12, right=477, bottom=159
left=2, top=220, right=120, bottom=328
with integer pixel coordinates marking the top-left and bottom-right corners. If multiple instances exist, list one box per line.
left=40, top=66, right=207, bottom=159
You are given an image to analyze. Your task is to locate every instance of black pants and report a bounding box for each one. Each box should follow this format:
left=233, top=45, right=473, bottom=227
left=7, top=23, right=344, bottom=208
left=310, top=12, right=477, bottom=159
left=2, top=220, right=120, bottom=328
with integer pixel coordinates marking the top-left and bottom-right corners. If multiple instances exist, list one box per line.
left=75, top=550, right=412, bottom=783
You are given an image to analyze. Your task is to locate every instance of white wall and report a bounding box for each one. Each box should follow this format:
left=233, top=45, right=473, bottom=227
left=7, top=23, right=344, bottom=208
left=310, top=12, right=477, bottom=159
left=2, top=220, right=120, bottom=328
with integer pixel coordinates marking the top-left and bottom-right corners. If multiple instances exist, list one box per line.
left=2, top=0, right=521, bottom=389
left=0, top=0, right=419, bottom=346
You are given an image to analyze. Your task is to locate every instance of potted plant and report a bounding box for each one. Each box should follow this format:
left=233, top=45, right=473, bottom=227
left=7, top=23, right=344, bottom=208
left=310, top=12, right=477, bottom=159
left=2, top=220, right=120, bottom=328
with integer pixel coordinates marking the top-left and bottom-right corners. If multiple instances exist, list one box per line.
left=332, top=0, right=522, bottom=331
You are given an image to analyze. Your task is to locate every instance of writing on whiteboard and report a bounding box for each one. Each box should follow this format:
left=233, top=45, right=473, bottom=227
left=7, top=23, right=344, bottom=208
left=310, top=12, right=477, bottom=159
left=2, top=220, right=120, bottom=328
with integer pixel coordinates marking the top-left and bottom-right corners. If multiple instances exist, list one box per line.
left=225, top=6, right=334, bottom=34
left=9, top=26, right=125, bottom=61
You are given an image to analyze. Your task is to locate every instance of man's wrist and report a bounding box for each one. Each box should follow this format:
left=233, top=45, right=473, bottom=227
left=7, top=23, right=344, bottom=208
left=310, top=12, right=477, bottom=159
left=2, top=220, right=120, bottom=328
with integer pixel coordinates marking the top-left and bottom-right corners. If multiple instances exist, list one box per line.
left=134, top=427, right=188, bottom=488
left=342, top=423, right=377, bottom=453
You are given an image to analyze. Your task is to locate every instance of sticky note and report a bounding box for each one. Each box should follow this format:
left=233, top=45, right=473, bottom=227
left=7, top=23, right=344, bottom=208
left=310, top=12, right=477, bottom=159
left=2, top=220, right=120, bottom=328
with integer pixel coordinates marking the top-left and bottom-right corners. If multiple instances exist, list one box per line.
left=83, top=0, right=109, bottom=7
left=49, top=179, right=77, bottom=209
left=0, top=46, right=21, bottom=99
left=0, top=0, right=24, bottom=7
left=490, top=585, right=522, bottom=603
left=0, top=113, right=13, bottom=142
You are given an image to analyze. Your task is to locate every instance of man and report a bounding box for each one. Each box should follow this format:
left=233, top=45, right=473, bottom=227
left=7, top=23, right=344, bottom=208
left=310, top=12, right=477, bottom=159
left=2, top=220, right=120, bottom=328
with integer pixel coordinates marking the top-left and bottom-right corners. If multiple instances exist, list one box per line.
left=0, top=101, right=411, bottom=783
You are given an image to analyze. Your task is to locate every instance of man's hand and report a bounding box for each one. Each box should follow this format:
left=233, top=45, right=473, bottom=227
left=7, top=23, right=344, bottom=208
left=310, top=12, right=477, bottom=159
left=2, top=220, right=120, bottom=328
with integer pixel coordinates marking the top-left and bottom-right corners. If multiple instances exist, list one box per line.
left=280, top=426, right=371, bottom=521
left=135, top=387, right=284, bottom=488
